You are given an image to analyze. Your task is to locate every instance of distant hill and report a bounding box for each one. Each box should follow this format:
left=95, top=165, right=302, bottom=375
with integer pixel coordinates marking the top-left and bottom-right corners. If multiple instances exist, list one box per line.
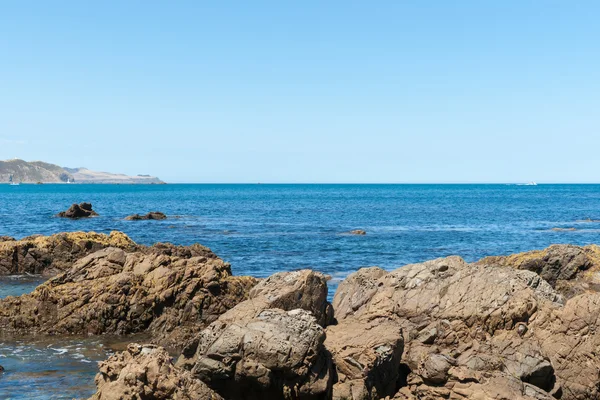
left=0, top=159, right=164, bottom=184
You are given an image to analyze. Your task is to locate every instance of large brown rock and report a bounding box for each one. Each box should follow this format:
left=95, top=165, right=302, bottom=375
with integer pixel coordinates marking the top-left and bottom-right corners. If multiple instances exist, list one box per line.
left=0, top=231, right=138, bottom=275
left=333, top=257, right=564, bottom=399
left=0, top=247, right=257, bottom=348
left=57, top=202, right=99, bottom=218
left=326, top=318, right=404, bottom=400
left=478, top=244, right=600, bottom=298
left=177, top=269, right=334, bottom=399
left=89, top=343, right=223, bottom=400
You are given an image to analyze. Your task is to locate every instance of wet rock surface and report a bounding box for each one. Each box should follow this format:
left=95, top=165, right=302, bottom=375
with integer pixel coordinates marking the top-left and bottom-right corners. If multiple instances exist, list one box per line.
left=57, top=202, right=99, bottom=218
left=125, top=211, right=167, bottom=221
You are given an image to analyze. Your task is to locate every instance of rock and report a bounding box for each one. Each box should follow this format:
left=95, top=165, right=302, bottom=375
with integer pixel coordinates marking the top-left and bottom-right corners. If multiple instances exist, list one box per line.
left=184, top=309, right=332, bottom=400
left=0, top=231, right=138, bottom=275
left=177, top=269, right=334, bottom=399
left=477, top=244, right=600, bottom=297
left=0, top=364, right=4, bottom=373
left=347, top=229, right=366, bottom=235
left=326, top=318, right=404, bottom=399
left=0, top=247, right=258, bottom=349
left=57, top=202, right=99, bottom=218
left=89, top=343, right=223, bottom=400
left=332, top=257, right=564, bottom=398
left=125, top=211, right=167, bottom=221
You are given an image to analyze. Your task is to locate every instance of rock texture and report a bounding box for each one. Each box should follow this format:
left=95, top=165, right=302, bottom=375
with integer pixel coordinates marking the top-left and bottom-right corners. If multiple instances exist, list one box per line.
left=90, top=343, right=223, bottom=400
left=332, top=257, right=562, bottom=399
left=0, top=247, right=257, bottom=348
left=478, top=244, right=600, bottom=298
left=125, top=212, right=167, bottom=221
left=0, top=231, right=137, bottom=275
left=57, top=202, right=99, bottom=218
left=177, top=270, right=334, bottom=399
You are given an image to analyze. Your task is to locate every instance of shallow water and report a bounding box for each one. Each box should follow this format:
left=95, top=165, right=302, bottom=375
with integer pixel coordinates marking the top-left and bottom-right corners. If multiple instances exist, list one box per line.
left=2, top=183, right=600, bottom=398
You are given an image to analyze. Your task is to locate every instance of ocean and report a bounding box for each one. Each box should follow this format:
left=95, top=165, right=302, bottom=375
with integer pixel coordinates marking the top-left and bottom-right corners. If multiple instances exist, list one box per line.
left=1, top=183, right=600, bottom=398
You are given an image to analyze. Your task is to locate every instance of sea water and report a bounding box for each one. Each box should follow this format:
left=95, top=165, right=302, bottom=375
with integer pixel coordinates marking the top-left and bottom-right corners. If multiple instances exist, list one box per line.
left=1, top=183, right=600, bottom=398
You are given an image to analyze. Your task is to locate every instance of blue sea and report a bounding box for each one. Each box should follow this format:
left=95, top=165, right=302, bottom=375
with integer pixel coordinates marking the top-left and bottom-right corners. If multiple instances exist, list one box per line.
left=1, top=183, right=600, bottom=399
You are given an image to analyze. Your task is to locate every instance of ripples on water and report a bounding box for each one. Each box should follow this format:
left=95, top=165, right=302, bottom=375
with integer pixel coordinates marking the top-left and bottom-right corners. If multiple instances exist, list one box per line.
left=2, top=183, right=600, bottom=398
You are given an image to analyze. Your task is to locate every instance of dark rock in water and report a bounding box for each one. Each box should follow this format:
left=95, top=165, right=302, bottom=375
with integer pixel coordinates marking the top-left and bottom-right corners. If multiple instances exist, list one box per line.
left=56, top=202, right=99, bottom=218
left=90, top=343, right=223, bottom=400
left=347, top=229, right=367, bottom=235
left=125, top=211, right=167, bottom=221
left=0, top=364, right=4, bottom=373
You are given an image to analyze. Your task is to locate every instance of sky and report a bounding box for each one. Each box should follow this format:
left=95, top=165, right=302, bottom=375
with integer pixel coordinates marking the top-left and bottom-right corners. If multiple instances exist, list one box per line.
left=0, top=1, right=599, bottom=183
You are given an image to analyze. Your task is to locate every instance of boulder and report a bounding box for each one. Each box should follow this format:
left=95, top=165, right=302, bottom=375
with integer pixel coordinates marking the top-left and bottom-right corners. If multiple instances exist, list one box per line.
left=89, top=343, right=223, bottom=400
left=326, top=318, right=404, bottom=400
left=477, top=244, right=600, bottom=298
left=0, top=247, right=258, bottom=349
left=177, top=269, right=334, bottom=399
left=0, top=231, right=138, bottom=275
left=185, top=309, right=332, bottom=400
left=332, top=257, right=564, bottom=398
left=57, top=202, right=99, bottom=218
left=125, top=211, right=167, bottom=221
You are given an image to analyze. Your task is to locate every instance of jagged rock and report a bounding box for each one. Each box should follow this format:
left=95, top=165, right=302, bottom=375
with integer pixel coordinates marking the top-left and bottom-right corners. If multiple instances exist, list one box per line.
left=57, top=202, right=99, bottom=218
left=0, top=247, right=257, bottom=348
left=333, top=257, right=564, bottom=399
left=89, top=343, right=223, bottom=400
left=477, top=244, right=600, bottom=297
left=177, top=269, right=334, bottom=399
left=0, top=364, right=4, bottom=373
left=0, top=231, right=138, bottom=275
left=125, top=211, right=167, bottom=221
left=326, top=318, right=404, bottom=400
left=185, top=309, right=332, bottom=400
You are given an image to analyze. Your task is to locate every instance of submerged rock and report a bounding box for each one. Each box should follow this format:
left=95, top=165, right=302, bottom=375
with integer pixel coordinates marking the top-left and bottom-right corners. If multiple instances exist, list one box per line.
left=57, top=202, right=99, bottom=218
left=347, top=229, right=367, bottom=235
left=125, top=211, right=167, bottom=221
left=89, top=343, right=223, bottom=400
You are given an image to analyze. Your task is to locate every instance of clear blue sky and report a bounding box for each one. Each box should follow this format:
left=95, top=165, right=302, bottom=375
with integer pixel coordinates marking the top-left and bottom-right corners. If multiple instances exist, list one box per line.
left=0, top=1, right=598, bottom=183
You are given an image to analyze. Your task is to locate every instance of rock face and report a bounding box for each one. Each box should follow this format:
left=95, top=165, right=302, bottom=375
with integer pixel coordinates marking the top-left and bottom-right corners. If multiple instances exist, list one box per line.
left=177, top=270, right=334, bottom=400
left=0, top=247, right=257, bottom=347
left=0, top=231, right=137, bottom=275
left=332, top=257, right=562, bottom=399
left=56, top=202, right=99, bottom=218
left=125, top=211, right=167, bottom=221
left=478, top=244, right=600, bottom=298
left=90, top=343, right=223, bottom=400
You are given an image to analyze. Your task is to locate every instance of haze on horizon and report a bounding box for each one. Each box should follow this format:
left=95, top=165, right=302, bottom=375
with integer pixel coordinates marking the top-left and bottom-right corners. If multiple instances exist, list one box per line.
left=1, top=1, right=598, bottom=184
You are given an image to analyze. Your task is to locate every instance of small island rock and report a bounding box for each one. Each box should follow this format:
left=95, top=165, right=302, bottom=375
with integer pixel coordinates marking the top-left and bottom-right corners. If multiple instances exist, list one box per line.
left=57, top=202, right=98, bottom=219
left=125, top=211, right=167, bottom=221
left=348, top=229, right=367, bottom=235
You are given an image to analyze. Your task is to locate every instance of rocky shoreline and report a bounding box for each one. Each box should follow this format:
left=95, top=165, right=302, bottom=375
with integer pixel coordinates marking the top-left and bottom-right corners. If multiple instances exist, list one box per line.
left=1, top=233, right=600, bottom=399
